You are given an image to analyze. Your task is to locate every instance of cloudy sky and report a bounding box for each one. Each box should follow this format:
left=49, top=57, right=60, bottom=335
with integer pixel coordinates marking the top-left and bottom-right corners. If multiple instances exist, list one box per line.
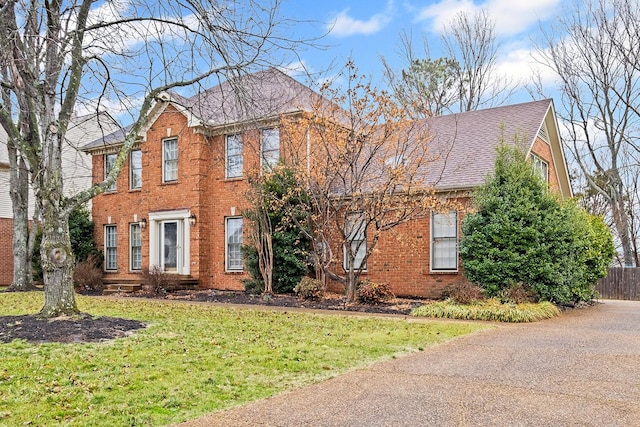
left=285, top=0, right=566, bottom=102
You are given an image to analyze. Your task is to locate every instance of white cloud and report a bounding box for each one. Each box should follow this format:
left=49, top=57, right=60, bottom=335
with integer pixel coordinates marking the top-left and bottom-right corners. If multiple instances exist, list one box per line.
left=417, top=0, right=562, bottom=37
left=327, top=2, right=394, bottom=37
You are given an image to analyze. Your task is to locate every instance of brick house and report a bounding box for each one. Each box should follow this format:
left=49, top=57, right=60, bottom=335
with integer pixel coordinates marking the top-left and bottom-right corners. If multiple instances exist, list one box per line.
left=84, top=68, right=571, bottom=298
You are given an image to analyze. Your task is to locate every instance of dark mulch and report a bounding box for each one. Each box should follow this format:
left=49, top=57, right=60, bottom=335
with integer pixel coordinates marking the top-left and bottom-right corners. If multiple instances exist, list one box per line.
left=120, top=289, right=428, bottom=316
left=0, top=314, right=146, bottom=344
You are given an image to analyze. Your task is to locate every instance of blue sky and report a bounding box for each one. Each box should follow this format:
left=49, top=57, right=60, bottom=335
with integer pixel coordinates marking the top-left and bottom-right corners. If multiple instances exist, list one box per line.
left=283, top=0, right=566, bottom=102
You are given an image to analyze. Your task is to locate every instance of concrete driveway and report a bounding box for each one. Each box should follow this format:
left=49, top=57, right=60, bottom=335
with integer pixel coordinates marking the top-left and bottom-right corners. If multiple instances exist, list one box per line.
left=179, top=300, right=640, bottom=426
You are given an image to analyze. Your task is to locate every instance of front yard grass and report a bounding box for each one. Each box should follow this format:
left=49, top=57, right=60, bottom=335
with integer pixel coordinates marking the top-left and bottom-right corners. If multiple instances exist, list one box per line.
left=0, top=292, right=488, bottom=426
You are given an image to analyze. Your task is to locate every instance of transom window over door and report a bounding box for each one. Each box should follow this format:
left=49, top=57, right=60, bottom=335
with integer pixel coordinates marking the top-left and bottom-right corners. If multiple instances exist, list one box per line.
left=431, top=211, right=458, bottom=271
left=163, top=138, right=178, bottom=182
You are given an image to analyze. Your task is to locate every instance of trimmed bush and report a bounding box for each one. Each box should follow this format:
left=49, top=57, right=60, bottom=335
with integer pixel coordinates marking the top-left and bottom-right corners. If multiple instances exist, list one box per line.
left=293, top=277, right=324, bottom=300
left=460, top=144, right=614, bottom=305
left=357, top=280, right=395, bottom=304
left=441, top=281, right=486, bottom=304
left=72, top=254, right=103, bottom=292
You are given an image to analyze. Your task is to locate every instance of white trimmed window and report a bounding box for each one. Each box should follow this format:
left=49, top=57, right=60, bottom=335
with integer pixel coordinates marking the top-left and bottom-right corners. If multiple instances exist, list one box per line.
left=431, top=211, right=458, bottom=271
left=225, top=134, right=243, bottom=178
left=105, top=225, right=117, bottom=271
left=343, top=213, right=367, bottom=271
left=261, top=128, right=280, bottom=169
left=130, top=223, right=142, bottom=271
left=226, top=217, right=243, bottom=271
left=163, top=138, right=178, bottom=182
left=130, top=149, right=142, bottom=189
left=531, top=154, right=549, bottom=183
left=105, top=153, right=117, bottom=192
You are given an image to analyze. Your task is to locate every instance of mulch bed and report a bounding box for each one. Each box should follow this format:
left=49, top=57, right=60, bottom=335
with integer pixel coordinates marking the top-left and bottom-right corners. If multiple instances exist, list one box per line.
left=123, top=289, right=428, bottom=316
left=0, top=313, right=146, bottom=344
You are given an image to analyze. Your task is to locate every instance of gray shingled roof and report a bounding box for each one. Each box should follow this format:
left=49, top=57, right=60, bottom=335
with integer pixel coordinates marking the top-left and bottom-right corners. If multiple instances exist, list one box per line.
left=82, top=68, right=554, bottom=193
left=174, top=67, right=321, bottom=127
left=420, top=99, right=552, bottom=190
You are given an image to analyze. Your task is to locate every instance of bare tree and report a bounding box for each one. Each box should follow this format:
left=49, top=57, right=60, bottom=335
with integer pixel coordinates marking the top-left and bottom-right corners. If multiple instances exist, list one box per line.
left=442, top=9, right=514, bottom=112
left=537, top=0, right=640, bottom=266
left=382, top=10, right=514, bottom=116
left=282, top=63, right=452, bottom=303
left=0, top=0, right=303, bottom=317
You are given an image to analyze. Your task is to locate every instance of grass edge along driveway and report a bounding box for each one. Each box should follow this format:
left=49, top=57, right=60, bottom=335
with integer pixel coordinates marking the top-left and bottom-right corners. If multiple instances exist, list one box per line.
left=0, top=292, right=490, bottom=426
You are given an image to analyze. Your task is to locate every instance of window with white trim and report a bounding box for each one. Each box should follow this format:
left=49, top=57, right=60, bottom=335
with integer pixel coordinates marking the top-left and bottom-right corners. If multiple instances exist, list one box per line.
left=431, top=211, right=458, bottom=271
left=531, top=154, right=549, bottom=183
left=130, top=223, right=142, bottom=271
left=130, top=149, right=142, bottom=189
left=261, top=128, right=280, bottom=169
left=163, top=138, right=178, bottom=182
left=105, top=153, right=117, bottom=192
left=226, top=217, right=243, bottom=271
left=105, top=225, right=117, bottom=271
left=225, top=134, right=243, bottom=178
left=343, top=213, right=367, bottom=271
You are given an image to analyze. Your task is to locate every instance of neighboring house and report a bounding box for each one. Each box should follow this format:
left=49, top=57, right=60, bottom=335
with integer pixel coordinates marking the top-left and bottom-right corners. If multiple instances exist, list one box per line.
left=0, top=112, right=120, bottom=285
left=84, top=68, right=571, bottom=298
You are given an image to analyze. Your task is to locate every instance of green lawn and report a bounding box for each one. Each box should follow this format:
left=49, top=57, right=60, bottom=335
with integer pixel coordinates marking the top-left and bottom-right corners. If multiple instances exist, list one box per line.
left=0, top=292, right=488, bottom=426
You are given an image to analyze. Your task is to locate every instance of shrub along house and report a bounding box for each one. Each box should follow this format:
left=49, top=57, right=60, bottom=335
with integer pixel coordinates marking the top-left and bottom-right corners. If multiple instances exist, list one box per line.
left=84, top=68, right=571, bottom=298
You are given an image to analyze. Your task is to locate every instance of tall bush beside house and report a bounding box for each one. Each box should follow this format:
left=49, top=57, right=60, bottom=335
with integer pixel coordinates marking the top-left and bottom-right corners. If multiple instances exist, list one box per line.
left=243, top=166, right=310, bottom=294
left=460, top=144, right=613, bottom=305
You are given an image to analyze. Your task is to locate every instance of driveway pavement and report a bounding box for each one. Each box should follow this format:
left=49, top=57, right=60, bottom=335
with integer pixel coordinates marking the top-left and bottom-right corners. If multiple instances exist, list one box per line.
left=179, top=300, right=640, bottom=426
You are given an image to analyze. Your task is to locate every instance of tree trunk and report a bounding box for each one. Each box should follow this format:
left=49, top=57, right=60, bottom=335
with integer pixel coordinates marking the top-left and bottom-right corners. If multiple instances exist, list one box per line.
left=612, top=192, right=635, bottom=267
left=345, top=269, right=357, bottom=303
left=38, top=208, right=78, bottom=317
left=6, top=140, right=35, bottom=292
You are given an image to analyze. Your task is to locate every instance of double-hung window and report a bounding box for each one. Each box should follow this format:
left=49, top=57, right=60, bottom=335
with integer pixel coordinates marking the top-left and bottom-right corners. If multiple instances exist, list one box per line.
left=431, top=211, right=458, bottom=271
left=163, top=138, right=178, bottom=182
left=531, top=154, right=549, bottom=183
left=105, top=153, right=117, bottom=192
left=225, top=134, right=243, bottom=178
left=130, top=223, right=142, bottom=271
left=343, top=213, right=367, bottom=271
left=261, top=128, right=280, bottom=169
left=226, top=217, right=243, bottom=271
left=105, top=225, right=117, bottom=271
left=130, top=149, right=142, bottom=189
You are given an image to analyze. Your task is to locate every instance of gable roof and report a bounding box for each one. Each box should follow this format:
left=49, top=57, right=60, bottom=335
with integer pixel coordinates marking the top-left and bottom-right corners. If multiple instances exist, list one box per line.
left=420, top=99, right=572, bottom=197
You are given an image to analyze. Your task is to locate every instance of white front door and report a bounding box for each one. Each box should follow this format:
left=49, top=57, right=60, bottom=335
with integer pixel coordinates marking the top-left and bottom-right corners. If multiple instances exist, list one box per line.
left=149, top=210, right=191, bottom=275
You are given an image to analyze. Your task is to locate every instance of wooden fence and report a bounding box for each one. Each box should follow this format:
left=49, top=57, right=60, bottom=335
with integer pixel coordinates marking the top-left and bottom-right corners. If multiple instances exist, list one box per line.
left=596, top=267, right=640, bottom=300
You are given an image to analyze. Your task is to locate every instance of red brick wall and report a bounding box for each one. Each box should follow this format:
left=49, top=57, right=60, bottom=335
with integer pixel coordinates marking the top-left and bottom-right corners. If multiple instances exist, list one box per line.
left=0, top=218, right=13, bottom=285
left=324, top=207, right=470, bottom=298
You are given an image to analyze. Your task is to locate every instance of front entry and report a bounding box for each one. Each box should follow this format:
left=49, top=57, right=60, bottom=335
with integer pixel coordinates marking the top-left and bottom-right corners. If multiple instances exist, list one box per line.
left=149, top=210, right=191, bottom=275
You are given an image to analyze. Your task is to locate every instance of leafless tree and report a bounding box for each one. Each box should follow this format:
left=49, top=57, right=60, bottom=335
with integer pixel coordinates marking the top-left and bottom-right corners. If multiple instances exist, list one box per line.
left=537, top=0, right=640, bottom=266
left=442, top=9, right=515, bottom=112
left=382, top=10, right=515, bottom=117
left=0, top=0, right=305, bottom=317
left=282, top=63, right=453, bottom=303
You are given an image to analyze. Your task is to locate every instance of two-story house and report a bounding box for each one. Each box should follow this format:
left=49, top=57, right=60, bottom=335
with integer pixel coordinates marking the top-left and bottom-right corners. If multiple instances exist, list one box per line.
left=84, top=68, right=571, bottom=298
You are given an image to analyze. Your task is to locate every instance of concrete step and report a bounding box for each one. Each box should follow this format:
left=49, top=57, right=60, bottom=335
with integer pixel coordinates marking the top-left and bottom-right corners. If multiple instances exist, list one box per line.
left=103, top=283, right=142, bottom=294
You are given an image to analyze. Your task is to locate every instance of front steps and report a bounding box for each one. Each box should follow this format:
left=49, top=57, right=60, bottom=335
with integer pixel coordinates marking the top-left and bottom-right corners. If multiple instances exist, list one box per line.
left=102, top=283, right=142, bottom=295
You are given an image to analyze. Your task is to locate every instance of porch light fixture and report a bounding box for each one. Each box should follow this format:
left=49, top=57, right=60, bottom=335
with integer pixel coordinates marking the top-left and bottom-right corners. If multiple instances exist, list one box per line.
left=189, top=214, right=197, bottom=226
left=140, top=218, right=147, bottom=229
